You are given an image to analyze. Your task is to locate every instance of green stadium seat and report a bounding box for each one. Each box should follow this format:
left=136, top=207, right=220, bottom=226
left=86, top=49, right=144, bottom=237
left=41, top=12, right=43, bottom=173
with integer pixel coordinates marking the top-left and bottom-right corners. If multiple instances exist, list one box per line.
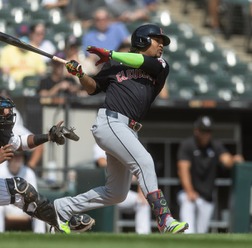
left=22, top=75, right=40, bottom=96
left=225, top=61, right=251, bottom=76
left=28, top=9, right=51, bottom=24
left=200, top=48, right=226, bottom=63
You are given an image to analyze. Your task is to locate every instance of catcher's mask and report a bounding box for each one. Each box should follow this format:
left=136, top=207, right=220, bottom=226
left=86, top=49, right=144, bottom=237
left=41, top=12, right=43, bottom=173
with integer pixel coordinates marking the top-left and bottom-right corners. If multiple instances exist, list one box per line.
left=131, top=23, right=170, bottom=49
left=0, top=96, right=16, bottom=131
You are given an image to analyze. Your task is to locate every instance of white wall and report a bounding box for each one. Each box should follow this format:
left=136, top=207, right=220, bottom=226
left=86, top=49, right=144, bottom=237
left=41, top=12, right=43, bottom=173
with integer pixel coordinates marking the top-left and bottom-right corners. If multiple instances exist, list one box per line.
left=42, top=106, right=97, bottom=181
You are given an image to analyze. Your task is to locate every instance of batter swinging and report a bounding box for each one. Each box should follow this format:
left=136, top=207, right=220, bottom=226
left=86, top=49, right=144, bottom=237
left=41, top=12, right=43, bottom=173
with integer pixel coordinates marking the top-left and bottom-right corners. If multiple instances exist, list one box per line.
left=57, top=23, right=189, bottom=234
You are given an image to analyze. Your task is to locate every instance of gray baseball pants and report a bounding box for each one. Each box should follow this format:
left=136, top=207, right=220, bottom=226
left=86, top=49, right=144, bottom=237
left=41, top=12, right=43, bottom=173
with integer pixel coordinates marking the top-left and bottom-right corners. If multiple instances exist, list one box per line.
left=55, top=108, right=158, bottom=221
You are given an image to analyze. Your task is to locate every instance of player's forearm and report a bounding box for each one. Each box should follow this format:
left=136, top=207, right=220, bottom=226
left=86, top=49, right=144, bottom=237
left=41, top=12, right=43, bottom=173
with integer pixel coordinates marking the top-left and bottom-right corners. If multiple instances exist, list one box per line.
left=79, top=75, right=97, bottom=94
left=26, top=134, right=49, bottom=149
left=111, top=52, right=144, bottom=68
left=178, top=162, right=195, bottom=194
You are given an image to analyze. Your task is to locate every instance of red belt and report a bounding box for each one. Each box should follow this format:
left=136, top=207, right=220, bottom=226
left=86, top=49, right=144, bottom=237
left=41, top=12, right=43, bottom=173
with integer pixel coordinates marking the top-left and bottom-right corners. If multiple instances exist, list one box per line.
left=105, top=109, right=142, bottom=132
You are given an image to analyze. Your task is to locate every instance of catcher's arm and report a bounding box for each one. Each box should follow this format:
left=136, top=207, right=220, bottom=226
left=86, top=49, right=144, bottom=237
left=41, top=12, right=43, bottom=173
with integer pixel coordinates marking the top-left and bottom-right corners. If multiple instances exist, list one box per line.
left=16, top=121, right=80, bottom=150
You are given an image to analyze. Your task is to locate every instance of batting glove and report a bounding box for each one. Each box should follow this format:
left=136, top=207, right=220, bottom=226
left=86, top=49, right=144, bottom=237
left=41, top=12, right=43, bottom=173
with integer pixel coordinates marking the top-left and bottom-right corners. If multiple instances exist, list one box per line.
left=65, top=60, right=84, bottom=79
left=87, top=46, right=112, bottom=66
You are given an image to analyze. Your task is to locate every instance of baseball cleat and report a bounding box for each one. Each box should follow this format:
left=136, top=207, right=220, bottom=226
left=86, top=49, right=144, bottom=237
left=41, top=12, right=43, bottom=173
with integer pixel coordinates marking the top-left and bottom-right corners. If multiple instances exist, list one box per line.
left=69, top=214, right=95, bottom=232
left=163, top=220, right=189, bottom=234
left=52, top=201, right=71, bottom=234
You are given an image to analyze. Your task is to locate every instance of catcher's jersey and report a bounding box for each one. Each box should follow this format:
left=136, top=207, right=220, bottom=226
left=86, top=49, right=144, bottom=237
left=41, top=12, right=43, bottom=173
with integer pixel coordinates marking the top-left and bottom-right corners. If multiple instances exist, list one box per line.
left=92, top=55, right=169, bottom=122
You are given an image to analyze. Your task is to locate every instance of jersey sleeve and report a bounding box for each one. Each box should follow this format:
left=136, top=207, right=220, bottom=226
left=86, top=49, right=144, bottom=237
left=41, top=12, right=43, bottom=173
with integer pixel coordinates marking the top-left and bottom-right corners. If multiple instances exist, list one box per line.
left=213, top=140, right=228, bottom=157
left=177, top=139, right=192, bottom=161
left=8, top=134, right=21, bottom=151
left=140, top=56, right=169, bottom=78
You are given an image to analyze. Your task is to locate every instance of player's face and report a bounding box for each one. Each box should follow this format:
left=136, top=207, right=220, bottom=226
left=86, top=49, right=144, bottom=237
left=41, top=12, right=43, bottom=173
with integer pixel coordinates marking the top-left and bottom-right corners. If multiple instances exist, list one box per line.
left=144, top=37, right=164, bottom=58
left=194, top=129, right=212, bottom=147
left=0, top=108, right=11, bottom=116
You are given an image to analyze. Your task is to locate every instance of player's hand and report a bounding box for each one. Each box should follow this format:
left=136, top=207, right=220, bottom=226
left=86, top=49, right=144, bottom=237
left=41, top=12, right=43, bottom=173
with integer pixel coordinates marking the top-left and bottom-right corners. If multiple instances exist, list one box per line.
left=186, top=191, right=199, bottom=201
left=87, top=46, right=112, bottom=66
left=0, top=144, right=14, bottom=163
left=65, top=60, right=84, bottom=79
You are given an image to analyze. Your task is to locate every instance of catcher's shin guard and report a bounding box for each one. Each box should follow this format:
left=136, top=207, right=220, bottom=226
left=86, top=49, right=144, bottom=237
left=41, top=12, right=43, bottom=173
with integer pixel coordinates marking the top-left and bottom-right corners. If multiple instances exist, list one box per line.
left=147, top=189, right=171, bottom=232
left=6, top=177, right=38, bottom=204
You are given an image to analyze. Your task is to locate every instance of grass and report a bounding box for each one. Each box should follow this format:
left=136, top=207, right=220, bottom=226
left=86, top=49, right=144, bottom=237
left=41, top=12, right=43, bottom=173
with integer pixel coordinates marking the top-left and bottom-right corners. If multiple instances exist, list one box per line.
left=0, top=232, right=252, bottom=248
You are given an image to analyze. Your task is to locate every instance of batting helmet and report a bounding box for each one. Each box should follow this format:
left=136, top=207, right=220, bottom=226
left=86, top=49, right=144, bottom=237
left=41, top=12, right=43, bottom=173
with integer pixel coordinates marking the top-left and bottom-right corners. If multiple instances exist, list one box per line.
left=0, top=96, right=16, bottom=131
left=131, top=24, right=170, bottom=49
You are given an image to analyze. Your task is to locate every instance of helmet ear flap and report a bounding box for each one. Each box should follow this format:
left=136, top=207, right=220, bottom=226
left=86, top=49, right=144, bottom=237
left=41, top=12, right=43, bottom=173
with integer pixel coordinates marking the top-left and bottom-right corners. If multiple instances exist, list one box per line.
left=133, top=36, right=151, bottom=49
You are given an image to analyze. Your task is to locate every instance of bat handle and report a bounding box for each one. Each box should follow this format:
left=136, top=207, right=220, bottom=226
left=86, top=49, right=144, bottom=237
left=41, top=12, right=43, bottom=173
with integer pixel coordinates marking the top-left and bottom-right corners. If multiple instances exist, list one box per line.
left=52, top=56, right=68, bottom=64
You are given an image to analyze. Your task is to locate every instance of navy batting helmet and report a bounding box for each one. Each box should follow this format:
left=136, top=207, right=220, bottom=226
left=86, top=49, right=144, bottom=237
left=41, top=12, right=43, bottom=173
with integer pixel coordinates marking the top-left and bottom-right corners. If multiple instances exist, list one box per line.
left=0, top=97, right=16, bottom=131
left=131, top=24, right=170, bottom=49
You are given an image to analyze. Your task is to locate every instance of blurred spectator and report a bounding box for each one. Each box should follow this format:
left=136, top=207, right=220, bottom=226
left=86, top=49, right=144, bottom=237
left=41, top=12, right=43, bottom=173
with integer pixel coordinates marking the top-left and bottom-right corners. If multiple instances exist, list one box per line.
left=207, top=0, right=221, bottom=33
left=69, top=0, right=107, bottom=30
left=41, top=0, right=69, bottom=12
left=28, top=22, right=56, bottom=63
left=37, top=51, right=83, bottom=99
left=82, top=7, right=130, bottom=60
left=64, top=35, right=97, bottom=78
left=177, top=116, right=244, bottom=233
left=0, top=24, right=47, bottom=86
left=0, top=151, right=46, bottom=233
left=94, top=143, right=152, bottom=234
left=105, top=0, right=156, bottom=23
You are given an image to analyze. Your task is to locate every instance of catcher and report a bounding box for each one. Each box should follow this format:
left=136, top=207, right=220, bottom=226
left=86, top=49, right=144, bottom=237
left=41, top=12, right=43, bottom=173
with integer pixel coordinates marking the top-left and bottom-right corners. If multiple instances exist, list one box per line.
left=0, top=96, right=95, bottom=233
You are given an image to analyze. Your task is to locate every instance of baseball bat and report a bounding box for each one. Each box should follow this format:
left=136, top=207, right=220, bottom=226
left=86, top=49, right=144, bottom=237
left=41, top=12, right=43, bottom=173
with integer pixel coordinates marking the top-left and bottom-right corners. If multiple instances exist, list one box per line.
left=0, top=31, right=68, bottom=64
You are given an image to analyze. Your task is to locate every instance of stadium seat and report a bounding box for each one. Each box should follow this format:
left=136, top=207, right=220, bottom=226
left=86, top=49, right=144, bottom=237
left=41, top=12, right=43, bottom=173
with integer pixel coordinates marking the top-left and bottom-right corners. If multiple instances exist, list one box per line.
left=188, top=61, right=219, bottom=76
left=207, top=73, right=237, bottom=100
left=0, top=9, right=14, bottom=25
left=224, top=61, right=252, bottom=77
left=28, top=9, right=51, bottom=25
left=10, top=1, right=31, bottom=12
left=200, top=48, right=226, bottom=63
left=168, top=73, right=198, bottom=100
left=168, top=60, right=189, bottom=75
left=22, top=75, right=40, bottom=96
left=165, top=49, right=189, bottom=62
left=180, top=35, right=204, bottom=50
left=161, top=22, right=183, bottom=37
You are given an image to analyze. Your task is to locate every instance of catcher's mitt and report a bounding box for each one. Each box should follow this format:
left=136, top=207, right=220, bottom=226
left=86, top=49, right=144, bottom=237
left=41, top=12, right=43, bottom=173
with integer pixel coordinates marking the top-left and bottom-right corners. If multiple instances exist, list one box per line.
left=49, top=121, right=80, bottom=145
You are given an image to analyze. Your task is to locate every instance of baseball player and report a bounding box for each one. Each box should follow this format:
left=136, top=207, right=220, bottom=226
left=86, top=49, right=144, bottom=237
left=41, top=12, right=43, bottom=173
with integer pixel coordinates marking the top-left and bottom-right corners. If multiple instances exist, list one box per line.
left=177, top=116, right=244, bottom=233
left=0, top=96, right=95, bottom=233
left=56, top=23, right=189, bottom=234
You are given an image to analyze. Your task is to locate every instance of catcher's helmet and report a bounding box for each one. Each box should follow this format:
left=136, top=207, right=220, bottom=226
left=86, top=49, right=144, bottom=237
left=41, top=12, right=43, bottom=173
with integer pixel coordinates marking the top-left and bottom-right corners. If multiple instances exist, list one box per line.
left=0, top=96, right=16, bottom=131
left=131, top=24, right=170, bottom=49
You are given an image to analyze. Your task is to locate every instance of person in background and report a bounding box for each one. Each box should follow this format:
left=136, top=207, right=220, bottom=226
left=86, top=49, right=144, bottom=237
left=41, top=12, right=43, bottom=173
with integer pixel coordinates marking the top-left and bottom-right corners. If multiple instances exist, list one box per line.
left=105, top=0, right=156, bottom=23
left=41, top=0, right=69, bottom=11
left=82, top=7, right=130, bottom=60
left=177, top=115, right=244, bottom=233
left=207, top=0, right=221, bottom=34
left=37, top=51, right=83, bottom=99
left=64, top=35, right=97, bottom=81
left=0, top=24, right=47, bottom=86
left=68, top=0, right=107, bottom=30
left=0, top=151, right=46, bottom=233
left=94, top=143, right=152, bottom=234
left=28, top=22, right=56, bottom=64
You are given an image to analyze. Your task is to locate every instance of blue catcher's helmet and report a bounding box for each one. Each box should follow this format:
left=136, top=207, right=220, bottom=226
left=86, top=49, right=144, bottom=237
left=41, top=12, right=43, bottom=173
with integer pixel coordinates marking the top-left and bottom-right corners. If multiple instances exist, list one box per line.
left=131, top=23, right=170, bottom=49
left=0, top=97, right=16, bottom=131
